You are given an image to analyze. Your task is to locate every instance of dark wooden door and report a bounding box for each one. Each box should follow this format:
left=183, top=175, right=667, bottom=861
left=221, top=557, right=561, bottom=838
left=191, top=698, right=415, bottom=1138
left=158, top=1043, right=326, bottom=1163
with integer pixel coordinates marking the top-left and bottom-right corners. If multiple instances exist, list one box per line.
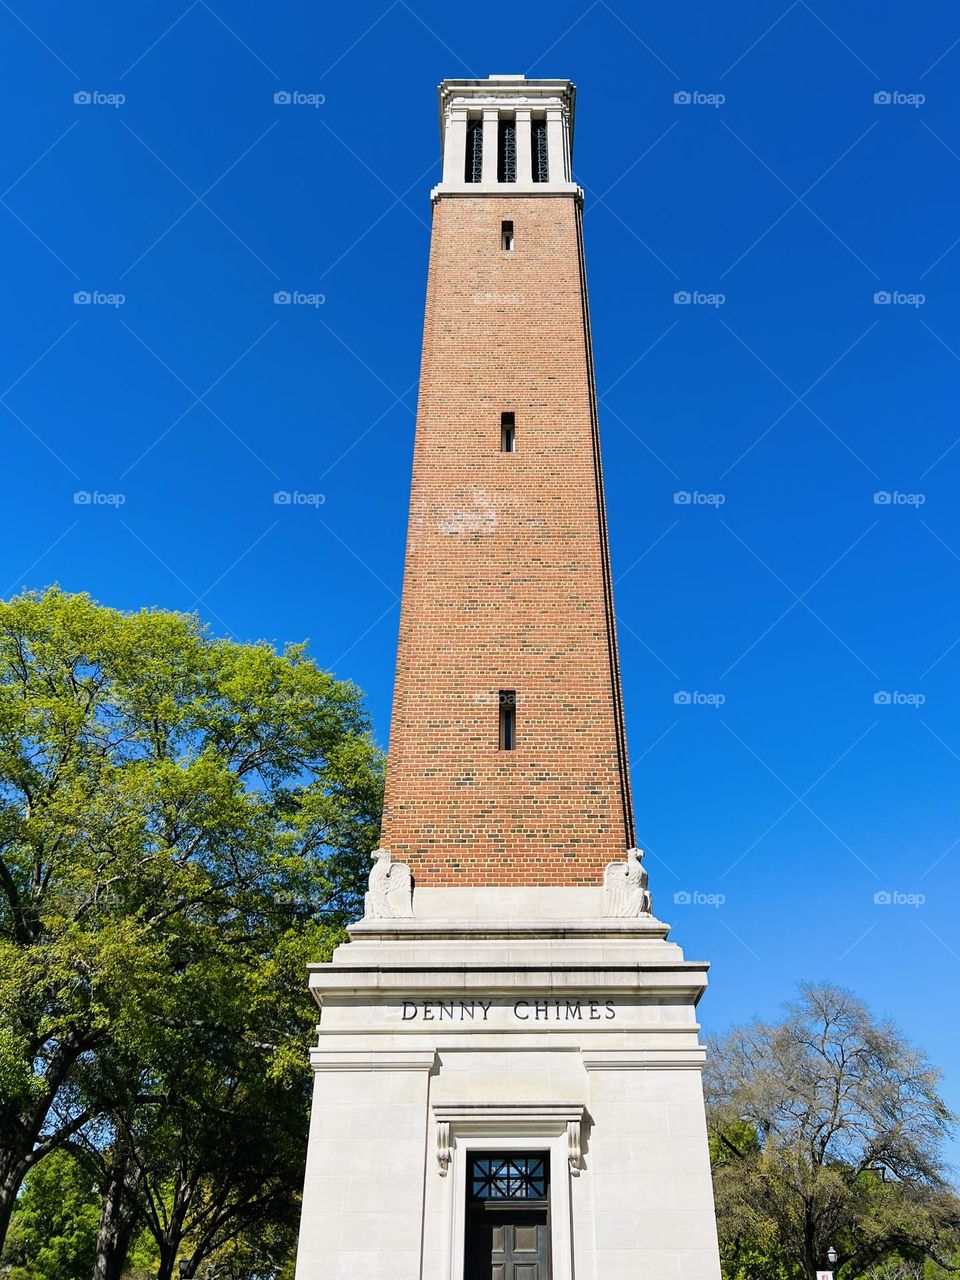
left=467, top=1206, right=549, bottom=1280
left=466, top=1153, right=551, bottom=1280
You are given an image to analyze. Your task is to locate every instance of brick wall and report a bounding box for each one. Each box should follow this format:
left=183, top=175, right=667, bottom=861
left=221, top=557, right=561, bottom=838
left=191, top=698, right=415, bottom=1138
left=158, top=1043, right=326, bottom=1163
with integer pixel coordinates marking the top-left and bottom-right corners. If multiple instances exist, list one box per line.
left=380, top=193, right=634, bottom=886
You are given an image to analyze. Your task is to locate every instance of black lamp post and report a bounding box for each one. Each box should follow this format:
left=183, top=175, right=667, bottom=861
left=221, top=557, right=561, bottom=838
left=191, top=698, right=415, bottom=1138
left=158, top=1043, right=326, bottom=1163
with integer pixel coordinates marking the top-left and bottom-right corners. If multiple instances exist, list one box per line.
left=827, top=1246, right=839, bottom=1269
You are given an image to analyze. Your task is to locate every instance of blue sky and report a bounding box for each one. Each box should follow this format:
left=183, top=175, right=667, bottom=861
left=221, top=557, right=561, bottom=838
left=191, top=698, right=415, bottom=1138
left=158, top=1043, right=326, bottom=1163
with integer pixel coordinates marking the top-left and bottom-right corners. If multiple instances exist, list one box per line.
left=2, top=1, right=959, bottom=1159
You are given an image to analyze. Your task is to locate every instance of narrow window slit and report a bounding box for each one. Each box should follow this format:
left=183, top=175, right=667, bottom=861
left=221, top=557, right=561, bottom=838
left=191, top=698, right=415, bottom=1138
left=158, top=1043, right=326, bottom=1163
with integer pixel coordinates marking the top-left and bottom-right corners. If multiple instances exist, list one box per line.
left=501, top=220, right=514, bottom=252
left=501, top=412, right=516, bottom=453
left=499, top=690, right=517, bottom=751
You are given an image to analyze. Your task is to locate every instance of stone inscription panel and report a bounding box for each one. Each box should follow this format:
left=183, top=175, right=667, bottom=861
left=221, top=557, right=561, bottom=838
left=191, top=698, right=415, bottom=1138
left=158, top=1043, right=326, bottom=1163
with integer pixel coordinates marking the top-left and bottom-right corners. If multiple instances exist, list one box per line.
left=317, top=995, right=694, bottom=1034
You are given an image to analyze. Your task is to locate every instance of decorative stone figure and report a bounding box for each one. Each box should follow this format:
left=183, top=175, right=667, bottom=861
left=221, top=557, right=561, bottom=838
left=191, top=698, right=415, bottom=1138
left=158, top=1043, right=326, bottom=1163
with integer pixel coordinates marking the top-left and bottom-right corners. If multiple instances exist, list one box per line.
left=364, top=848, right=413, bottom=919
left=603, top=847, right=653, bottom=917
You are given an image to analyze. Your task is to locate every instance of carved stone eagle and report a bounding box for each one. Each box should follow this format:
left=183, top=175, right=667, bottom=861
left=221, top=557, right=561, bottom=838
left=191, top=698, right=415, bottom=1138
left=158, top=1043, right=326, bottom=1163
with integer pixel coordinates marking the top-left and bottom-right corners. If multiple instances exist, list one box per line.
left=602, top=847, right=652, bottom=918
left=364, top=848, right=414, bottom=919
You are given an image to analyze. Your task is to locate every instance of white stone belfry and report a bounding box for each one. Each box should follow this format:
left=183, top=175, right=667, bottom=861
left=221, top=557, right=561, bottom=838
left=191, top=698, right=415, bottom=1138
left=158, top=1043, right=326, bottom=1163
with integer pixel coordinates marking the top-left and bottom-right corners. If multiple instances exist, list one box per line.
left=433, top=74, right=579, bottom=200
left=293, top=74, right=723, bottom=1280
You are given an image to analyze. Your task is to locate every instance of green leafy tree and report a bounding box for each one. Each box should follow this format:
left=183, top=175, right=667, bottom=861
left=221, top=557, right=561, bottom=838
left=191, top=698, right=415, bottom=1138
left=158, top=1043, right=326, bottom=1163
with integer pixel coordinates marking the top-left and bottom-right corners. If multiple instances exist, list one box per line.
left=82, top=924, right=342, bottom=1280
left=0, top=587, right=383, bottom=1258
left=1, top=1147, right=99, bottom=1279
left=705, top=983, right=960, bottom=1279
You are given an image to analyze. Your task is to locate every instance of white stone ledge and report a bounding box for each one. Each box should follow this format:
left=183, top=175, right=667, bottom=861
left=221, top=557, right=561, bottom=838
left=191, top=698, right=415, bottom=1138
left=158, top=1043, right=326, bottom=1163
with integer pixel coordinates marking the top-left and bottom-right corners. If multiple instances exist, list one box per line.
left=346, top=916, right=672, bottom=941
left=311, top=965, right=708, bottom=990
left=431, top=182, right=583, bottom=201
left=309, top=1049, right=437, bottom=1072
left=582, top=1049, right=707, bottom=1071
left=313, top=1034, right=704, bottom=1053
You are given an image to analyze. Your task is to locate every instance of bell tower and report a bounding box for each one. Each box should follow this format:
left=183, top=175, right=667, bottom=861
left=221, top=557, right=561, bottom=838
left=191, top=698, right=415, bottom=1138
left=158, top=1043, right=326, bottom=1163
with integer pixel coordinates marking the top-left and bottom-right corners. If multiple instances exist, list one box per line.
left=382, top=75, right=635, bottom=887
left=295, top=76, right=723, bottom=1280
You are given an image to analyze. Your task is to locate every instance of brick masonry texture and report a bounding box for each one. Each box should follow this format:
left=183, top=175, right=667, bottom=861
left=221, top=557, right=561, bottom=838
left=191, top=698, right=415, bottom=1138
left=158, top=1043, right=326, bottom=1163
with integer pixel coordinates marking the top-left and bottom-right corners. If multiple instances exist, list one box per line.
left=380, top=194, right=635, bottom=886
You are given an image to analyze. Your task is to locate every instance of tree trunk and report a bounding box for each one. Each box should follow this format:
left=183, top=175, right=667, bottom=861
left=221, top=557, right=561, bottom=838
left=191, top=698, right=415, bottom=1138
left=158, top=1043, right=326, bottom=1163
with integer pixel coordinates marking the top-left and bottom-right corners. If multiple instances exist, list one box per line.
left=92, top=1147, right=141, bottom=1280
left=0, top=1173, right=18, bottom=1256
left=156, top=1240, right=179, bottom=1280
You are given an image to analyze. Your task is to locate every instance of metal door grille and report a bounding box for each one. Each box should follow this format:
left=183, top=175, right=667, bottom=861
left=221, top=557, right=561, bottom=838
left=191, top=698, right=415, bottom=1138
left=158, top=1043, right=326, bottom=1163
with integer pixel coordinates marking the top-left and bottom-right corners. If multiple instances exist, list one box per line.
left=466, top=119, right=483, bottom=182
left=470, top=1154, right=547, bottom=1201
left=499, top=119, right=517, bottom=182
left=533, top=119, right=549, bottom=182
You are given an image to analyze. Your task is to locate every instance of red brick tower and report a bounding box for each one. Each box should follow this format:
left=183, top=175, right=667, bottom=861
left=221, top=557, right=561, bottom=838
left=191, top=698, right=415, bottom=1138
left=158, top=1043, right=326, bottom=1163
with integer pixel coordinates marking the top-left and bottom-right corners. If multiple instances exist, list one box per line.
left=381, top=75, right=634, bottom=887
left=295, top=77, right=723, bottom=1280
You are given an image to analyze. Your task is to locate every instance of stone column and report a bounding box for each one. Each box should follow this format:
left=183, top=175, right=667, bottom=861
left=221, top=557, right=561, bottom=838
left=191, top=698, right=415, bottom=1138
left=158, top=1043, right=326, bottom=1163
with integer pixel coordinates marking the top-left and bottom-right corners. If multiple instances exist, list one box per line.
left=546, top=104, right=566, bottom=183
left=514, top=106, right=532, bottom=184
left=442, top=104, right=468, bottom=184
left=481, top=107, right=499, bottom=184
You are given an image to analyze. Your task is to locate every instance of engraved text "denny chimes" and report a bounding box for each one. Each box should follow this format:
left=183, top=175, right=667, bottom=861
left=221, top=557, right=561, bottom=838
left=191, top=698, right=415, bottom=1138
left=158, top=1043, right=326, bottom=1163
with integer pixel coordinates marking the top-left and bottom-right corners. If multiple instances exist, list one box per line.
left=400, top=999, right=617, bottom=1022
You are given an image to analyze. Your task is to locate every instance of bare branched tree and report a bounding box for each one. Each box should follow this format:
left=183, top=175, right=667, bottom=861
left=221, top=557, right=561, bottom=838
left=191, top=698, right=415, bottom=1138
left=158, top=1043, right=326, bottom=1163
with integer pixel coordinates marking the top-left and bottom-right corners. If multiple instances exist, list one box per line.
left=705, top=982, right=960, bottom=1279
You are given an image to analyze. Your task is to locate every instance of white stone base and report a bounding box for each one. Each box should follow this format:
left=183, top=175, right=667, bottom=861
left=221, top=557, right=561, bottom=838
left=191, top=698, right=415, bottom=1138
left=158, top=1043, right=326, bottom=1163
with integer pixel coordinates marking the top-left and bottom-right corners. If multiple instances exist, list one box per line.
left=294, top=895, right=722, bottom=1280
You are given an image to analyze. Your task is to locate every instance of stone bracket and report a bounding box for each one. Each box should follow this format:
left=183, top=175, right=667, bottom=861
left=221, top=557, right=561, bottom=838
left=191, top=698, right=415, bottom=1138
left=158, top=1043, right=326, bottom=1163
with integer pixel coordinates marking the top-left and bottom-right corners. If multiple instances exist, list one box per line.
left=437, top=1120, right=452, bottom=1175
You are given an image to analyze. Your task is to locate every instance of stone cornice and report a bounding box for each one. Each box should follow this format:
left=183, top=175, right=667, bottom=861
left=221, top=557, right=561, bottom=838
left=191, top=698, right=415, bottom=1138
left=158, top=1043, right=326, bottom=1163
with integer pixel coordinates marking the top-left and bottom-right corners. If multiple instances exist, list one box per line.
left=309, top=1048, right=437, bottom=1071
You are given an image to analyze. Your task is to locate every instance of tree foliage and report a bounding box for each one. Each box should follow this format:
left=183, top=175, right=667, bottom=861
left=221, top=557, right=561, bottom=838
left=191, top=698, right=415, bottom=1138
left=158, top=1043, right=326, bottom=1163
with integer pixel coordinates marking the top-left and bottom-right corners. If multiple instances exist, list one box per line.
left=0, top=587, right=383, bottom=1271
left=2, top=1147, right=100, bottom=1279
left=705, top=983, right=960, bottom=1279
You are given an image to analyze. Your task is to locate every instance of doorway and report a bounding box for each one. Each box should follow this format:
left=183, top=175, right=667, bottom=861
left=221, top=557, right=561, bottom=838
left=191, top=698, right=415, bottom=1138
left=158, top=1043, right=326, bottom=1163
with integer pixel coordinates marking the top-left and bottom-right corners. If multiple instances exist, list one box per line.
left=465, top=1153, right=550, bottom=1279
